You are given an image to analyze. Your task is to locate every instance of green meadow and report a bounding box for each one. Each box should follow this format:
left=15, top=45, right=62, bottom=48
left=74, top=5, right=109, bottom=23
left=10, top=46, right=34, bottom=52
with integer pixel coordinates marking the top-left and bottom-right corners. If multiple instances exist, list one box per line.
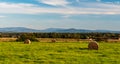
left=0, top=42, right=120, bottom=64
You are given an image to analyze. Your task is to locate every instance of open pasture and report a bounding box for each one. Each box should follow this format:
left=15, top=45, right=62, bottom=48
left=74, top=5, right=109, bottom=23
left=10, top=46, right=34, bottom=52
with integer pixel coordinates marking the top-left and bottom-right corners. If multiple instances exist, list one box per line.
left=0, top=42, right=120, bottom=64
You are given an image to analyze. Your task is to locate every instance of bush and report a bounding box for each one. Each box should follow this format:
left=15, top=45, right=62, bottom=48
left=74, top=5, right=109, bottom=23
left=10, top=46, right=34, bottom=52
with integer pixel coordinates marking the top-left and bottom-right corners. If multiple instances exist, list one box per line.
left=16, top=33, right=38, bottom=42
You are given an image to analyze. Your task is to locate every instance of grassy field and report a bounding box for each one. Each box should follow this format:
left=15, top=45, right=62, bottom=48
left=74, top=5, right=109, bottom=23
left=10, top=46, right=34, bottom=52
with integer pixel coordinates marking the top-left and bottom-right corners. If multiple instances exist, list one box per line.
left=0, top=42, right=120, bottom=64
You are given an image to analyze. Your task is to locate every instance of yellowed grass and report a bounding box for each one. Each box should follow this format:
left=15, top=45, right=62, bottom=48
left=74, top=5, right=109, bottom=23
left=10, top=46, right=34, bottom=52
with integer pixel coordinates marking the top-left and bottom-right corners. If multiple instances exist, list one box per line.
left=1, top=38, right=120, bottom=43
left=37, top=38, right=90, bottom=42
left=107, top=39, right=120, bottom=43
left=0, top=38, right=17, bottom=42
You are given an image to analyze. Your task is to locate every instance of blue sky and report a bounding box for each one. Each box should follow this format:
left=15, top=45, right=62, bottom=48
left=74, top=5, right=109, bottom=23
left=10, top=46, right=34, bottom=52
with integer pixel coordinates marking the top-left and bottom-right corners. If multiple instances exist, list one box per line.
left=0, top=0, right=120, bottom=30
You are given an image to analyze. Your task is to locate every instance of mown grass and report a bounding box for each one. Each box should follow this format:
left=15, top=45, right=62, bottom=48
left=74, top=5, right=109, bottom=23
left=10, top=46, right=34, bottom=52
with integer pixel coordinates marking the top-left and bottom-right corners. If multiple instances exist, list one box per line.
left=0, top=42, right=120, bottom=64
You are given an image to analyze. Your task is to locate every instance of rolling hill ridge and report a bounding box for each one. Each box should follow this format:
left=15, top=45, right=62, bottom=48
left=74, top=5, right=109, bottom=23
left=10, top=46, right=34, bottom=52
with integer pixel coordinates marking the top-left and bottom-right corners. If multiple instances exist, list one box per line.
left=0, top=27, right=119, bottom=33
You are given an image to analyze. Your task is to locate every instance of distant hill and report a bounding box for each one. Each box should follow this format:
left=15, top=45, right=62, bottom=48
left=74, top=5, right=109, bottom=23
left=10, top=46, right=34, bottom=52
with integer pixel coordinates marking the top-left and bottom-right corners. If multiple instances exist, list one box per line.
left=0, top=27, right=40, bottom=32
left=41, top=28, right=120, bottom=33
left=0, top=27, right=120, bottom=33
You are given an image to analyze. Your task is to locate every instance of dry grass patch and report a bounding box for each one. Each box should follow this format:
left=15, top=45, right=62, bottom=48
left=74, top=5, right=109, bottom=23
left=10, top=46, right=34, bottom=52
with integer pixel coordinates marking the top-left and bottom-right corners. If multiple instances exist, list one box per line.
left=0, top=38, right=17, bottom=42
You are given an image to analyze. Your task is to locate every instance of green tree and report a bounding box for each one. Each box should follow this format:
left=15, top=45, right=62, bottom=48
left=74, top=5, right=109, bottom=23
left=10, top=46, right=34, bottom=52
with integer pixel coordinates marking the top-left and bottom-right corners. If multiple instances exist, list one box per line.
left=16, top=33, right=38, bottom=42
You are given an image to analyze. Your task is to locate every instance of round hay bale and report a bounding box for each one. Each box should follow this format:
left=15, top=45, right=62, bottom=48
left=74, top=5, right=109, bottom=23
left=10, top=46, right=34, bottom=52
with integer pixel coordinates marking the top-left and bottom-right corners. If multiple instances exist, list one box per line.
left=24, top=39, right=31, bottom=44
left=88, top=41, right=98, bottom=50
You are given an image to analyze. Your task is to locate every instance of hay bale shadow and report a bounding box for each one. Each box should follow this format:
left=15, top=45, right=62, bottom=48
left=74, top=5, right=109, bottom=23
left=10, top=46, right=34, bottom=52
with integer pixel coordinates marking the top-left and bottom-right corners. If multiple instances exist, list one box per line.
left=79, top=48, right=88, bottom=50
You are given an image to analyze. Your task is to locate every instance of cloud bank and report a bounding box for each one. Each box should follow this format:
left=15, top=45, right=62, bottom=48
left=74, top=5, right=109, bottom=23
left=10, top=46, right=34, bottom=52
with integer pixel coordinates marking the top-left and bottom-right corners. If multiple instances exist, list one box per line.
left=37, top=0, right=69, bottom=6
left=0, top=1, right=120, bottom=15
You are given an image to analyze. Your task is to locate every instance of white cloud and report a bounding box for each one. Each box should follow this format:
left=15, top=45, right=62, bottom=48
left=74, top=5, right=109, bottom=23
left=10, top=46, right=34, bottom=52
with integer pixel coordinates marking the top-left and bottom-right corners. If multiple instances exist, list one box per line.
left=0, top=16, right=6, bottom=18
left=0, top=3, right=38, bottom=14
left=62, top=15, right=71, bottom=19
left=37, top=0, right=69, bottom=6
left=0, top=2, right=120, bottom=15
left=0, top=3, right=35, bottom=9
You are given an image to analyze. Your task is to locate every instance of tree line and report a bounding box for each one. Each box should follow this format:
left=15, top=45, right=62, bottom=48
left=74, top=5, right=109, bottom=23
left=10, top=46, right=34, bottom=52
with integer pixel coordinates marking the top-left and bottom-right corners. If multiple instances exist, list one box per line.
left=0, top=32, right=120, bottom=41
